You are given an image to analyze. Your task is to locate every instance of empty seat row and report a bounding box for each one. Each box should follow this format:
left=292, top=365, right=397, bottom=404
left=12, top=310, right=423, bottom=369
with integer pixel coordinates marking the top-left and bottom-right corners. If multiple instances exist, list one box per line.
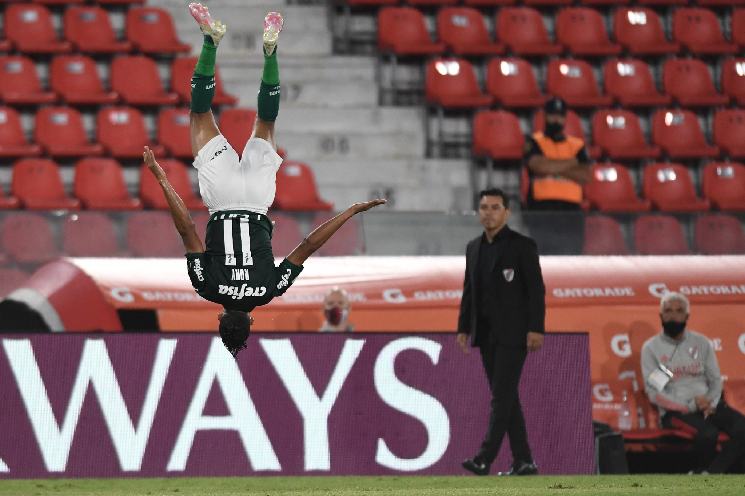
left=0, top=55, right=236, bottom=107
left=0, top=209, right=357, bottom=264
left=0, top=156, right=332, bottom=213
left=0, top=106, right=256, bottom=160
left=584, top=214, right=745, bottom=256
left=473, top=108, right=745, bottom=161
left=379, top=7, right=745, bottom=58
left=0, top=4, right=188, bottom=55
left=425, top=56, right=745, bottom=110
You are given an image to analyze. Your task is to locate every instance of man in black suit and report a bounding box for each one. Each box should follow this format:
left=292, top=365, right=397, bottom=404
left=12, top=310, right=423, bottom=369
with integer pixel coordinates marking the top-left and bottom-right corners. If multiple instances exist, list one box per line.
left=457, top=188, right=546, bottom=476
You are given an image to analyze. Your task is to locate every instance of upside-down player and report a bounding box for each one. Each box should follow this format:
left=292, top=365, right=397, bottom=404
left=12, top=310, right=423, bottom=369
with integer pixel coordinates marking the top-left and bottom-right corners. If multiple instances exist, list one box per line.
left=144, top=3, right=385, bottom=356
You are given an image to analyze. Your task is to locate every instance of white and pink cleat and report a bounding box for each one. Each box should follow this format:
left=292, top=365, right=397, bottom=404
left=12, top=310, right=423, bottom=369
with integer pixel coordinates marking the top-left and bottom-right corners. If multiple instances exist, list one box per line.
left=263, top=12, right=283, bottom=56
left=188, top=2, right=226, bottom=46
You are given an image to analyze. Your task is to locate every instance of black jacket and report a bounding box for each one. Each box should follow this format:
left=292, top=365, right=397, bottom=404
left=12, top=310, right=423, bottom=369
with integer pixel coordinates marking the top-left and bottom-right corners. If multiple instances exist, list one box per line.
left=457, top=226, right=546, bottom=348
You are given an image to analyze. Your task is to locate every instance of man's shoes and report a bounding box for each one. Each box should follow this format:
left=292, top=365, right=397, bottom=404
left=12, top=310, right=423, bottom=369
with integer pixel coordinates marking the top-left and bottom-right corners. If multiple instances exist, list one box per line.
left=462, top=458, right=490, bottom=476
left=263, top=11, right=283, bottom=56
left=496, top=461, right=539, bottom=476
left=189, top=2, right=226, bottom=46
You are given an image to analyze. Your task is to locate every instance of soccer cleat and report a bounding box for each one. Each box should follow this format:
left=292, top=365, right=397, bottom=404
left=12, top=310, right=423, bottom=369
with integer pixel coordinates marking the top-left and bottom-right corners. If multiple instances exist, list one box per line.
left=462, top=458, right=490, bottom=476
left=496, top=461, right=539, bottom=476
left=189, top=2, right=226, bottom=46
left=263, top=12, right=283, bottom=56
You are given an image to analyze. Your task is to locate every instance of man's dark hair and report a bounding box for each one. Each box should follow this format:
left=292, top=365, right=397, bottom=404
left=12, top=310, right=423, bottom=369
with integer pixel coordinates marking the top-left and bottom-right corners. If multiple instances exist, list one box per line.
left=218, top=310, right=250, bottom=358
left=479, top=188, right=510, bottom=209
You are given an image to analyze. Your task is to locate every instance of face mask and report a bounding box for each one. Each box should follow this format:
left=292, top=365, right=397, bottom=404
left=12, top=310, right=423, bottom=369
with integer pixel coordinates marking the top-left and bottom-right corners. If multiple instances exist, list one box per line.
left=662, top=319, right=686, bottom=338
left=325, top=307, right=347, bottom=326
left=544, top=121, right=563, bottom=139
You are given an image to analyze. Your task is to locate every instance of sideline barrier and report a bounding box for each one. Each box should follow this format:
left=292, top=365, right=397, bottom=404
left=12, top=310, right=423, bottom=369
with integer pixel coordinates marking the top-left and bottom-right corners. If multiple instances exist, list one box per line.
left=0, top=333, right=592, bottom=478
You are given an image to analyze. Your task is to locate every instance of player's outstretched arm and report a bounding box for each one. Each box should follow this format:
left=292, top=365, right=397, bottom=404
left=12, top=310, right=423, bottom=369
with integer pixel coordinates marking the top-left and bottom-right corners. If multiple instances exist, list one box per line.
left=286, top=199, right=386, bottom=266
left=143, top=146, right=204, bottom=253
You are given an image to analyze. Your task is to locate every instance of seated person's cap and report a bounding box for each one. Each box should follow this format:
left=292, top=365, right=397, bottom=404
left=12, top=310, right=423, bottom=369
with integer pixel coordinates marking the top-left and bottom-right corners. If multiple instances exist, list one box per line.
left=544, top=97, right=567, bottom=116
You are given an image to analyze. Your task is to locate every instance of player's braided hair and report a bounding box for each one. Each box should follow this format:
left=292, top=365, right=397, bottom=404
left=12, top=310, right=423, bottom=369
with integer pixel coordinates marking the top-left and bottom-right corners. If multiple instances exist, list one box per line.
left=218, top=310, right=250, bottom=358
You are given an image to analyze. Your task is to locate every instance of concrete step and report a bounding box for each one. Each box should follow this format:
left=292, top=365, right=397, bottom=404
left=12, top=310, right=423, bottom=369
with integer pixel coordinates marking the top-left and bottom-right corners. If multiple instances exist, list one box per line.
left=310, top=158, right=470, bottom=189
left=274, top=106, right=424, bottom=133
left=278, top=130, right=423, bottom=160
left=219, top=56, right=378, bottom=83
left=224, top=77, right=379, bottom=108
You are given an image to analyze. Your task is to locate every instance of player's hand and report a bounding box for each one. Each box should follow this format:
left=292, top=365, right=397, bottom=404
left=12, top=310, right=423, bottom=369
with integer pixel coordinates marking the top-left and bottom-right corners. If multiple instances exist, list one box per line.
left=349, top=198, right=386, bottom=215
left=143, top=146, right=165, bottom=181
left=527, top=332, right=544, bottom=352
left=694, top=395, right=711, bottom=412
left=456, top=333, right=469, bottom=354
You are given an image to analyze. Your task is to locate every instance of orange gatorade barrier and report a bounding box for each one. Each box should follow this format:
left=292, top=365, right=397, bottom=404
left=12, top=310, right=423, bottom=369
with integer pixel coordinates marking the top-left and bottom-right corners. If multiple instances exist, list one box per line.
left=7, top=255, right=745, bottom=416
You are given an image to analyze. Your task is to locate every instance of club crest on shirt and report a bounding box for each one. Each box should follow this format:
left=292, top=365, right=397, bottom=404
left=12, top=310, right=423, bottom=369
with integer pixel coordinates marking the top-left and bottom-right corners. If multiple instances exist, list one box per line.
left=503, top=268, right=515, bottom=282
left=688, top=346, right=699, bottom=360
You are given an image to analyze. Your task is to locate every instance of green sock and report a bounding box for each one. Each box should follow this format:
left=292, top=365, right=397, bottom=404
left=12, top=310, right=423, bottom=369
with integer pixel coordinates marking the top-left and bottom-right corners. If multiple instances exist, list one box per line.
left=262, top=49, right=279, bottom=85
left=194, top=35, right=216, bottom=77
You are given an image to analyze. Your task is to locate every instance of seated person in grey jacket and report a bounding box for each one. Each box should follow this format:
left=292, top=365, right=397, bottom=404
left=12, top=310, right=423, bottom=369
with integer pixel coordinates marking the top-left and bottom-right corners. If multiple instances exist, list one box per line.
left=641, top=291, right=745, bottom=474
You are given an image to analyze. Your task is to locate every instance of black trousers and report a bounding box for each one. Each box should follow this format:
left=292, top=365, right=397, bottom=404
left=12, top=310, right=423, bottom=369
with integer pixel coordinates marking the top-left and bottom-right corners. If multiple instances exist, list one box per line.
left=477, top=343, right=532, bottom=465
left=662, top=401, right=745, bottom=473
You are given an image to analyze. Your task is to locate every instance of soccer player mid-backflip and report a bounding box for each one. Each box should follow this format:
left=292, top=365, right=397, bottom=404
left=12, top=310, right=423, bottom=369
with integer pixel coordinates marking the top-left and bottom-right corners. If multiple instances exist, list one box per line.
left=144, top=3, right=385, bottom=356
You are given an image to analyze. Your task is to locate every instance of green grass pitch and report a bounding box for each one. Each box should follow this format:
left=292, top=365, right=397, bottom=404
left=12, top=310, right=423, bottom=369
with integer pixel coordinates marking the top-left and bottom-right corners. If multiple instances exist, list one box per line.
left=1, top=475, right=745, bottom=496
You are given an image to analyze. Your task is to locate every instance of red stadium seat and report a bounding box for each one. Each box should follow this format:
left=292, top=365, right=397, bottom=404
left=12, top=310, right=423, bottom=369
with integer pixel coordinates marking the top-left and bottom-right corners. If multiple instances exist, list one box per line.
left=125, top=7, right=190, bottom=55
left=524, top=0, right=571, bottom=6
left=703, top=162, right=745, bottom=211
left=583, top=215, right=629, bottom=255
left=603, top=58, right=671, bottom=108
left=33, top=0, right=85, bottom=4
left=12, top=158, right=81, bottom=210
left=638, top=0, right=689, bottom=6
left=0, top=107, right=43, bottom=158
left=496, top=7, right=561, bottom=56
left=274, top=161, right=333, bottom=211
left=0, top=56, right=57, bottom=105
left=556, top=8, right=621, bottom=56
left=126, top=212, right=184, bottom=257
left=408, top=0, right=458, bottom=5
left=643, top=163, right=710, bottom=212
left=98, top=0, right=146, bottom=4
left=734, top=10, right=745, bottom=50
left=346, top=0, right=398, bottom=5
left=139, top=159, right=203, bottom=210
left=34, top=107, right=104, bottom=158
left=663, top=58, right=729, bottom=107
left=714, top=109, right=745, bottom=159
left=694, top=214, right=745, bottom=255
left=0, top=184, right=20, bottom=210
left=5, top=4, right=72, bottom=54
left=486, top=58, right=547, bottom=108
left=0, top=40, right=12, bottom=54
left=0, top=267, right=29, bottom=299
left=652, top=109, right=719, bottom=159
left=111, top=56, right=179, bottom=106
left=50, top=55, right=119, bottom=105
left=62, top=212, right=123, bottom=257
left=74, top=158, right=143, bottom=210
left=1, top=212, right=59, bottom=264
left=426, top=58, right=492, bottom=109
left=157, top=108, right=193, bottom=159
left=171, top=57, right=238, bottom=106
left=722, top=58, right=745, bottom=106
left=592, top=110, right=660, bottom=160
left=219, top=108, right=258, bottom=154
left=472, top=110, right=524, bottom=160
left=546, top=59, right=612, bottom=108
left=613, top=8, right=679, bottom=55
left=532, top=109, right=599, bottom=157
left=436, top=7, right=504, bottom=56
left=267, top=212, right=304, bottom=258
left=97, top=107, right=165, bottom=159
left=312, top=212, right=365, bottom=256
left=378, top=7, right=445, bottom=56
left=64, top=6, right=133, bottom=54
left=634, top=215, right=689, bottom=255
left=464, top=0, right=516, bottom=6
left=585, top=163, right=651, bottom=212
left=673, top=8, right=737, bottom=55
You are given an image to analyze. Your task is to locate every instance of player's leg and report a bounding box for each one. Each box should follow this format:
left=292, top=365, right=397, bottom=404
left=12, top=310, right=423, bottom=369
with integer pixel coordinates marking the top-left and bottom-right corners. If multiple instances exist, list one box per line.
left=188, top=2, right=226, bottom=157
left=251, top=12, right=284, bottom=149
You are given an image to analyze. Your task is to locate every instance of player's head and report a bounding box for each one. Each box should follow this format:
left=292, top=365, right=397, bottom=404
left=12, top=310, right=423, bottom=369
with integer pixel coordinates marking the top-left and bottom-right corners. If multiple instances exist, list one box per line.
left=544, top=97, right=567, bottom=138
left=478, top=188, right=510, bottom=232
left=218, top=309, right=252, bottom=357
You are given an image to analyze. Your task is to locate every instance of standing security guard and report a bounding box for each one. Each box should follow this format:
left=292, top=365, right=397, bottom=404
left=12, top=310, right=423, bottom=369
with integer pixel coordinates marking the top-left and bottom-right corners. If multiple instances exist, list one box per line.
left=524, top=98, right=590, bottom=255
left=457, top=188, right=546, bottom=476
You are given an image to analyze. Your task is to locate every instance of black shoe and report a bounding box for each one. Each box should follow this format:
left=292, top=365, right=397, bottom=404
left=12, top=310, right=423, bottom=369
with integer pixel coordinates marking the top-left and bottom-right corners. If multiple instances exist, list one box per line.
left=496, top=461, right=538, bottom=476
left=462, top=458, right=490, bottom=476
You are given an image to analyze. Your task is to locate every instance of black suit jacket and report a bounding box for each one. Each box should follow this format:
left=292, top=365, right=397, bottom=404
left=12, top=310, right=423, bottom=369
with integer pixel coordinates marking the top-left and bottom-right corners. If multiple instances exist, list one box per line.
left=457, top=226, right=546, bottom=348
